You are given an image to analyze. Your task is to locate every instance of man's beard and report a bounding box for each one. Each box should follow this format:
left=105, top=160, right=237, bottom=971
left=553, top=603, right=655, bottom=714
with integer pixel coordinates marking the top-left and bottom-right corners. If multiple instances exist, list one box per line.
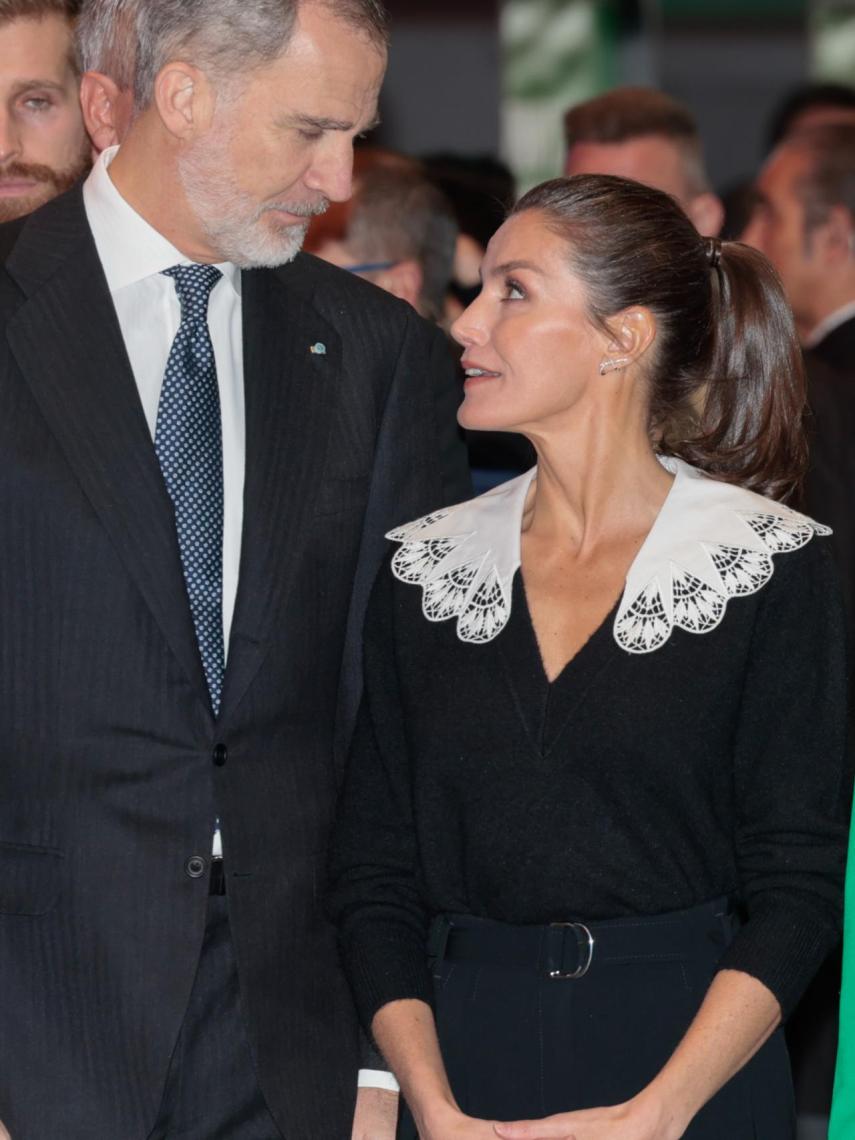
left=178, top=126, right=329, bottom=269
left=0, top=144, right=92, bottom=223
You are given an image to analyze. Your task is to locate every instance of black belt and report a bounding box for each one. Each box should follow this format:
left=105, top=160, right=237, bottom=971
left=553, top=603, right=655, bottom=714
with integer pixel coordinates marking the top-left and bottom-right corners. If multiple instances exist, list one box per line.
left=209, top=859, right=226, bottom=895
left=428, top=897, right=736, bottom=981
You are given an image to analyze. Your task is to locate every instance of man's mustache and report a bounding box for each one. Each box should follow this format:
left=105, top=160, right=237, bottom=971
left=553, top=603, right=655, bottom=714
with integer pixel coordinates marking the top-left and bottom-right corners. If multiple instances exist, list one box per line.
left=261, top=198, right=330, bottom=218
left=0, top=160, right=65, bottom=189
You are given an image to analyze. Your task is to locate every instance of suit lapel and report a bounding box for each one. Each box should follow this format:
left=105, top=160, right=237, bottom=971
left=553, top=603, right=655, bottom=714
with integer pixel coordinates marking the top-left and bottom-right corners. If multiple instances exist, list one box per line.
left=219, top=266, right=339, bottom=719
left=5, top=189, right=211, bottom=711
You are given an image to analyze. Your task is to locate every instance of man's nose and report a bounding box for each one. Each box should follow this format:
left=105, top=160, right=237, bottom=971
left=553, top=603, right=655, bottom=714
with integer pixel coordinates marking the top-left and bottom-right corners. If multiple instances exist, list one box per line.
left=0, top=109, right=22, bottom=165
left=304, top=141, right=355, bottom=204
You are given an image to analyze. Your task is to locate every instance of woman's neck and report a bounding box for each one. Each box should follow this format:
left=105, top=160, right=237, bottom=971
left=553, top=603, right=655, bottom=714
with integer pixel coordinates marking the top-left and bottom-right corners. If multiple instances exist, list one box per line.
left=522, top=411, right=674, bottom=556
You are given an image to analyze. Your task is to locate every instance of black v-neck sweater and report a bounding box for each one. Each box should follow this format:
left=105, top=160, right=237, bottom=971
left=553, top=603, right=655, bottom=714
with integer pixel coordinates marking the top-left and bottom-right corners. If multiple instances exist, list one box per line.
left=329, top=536, right=849, bottom=1029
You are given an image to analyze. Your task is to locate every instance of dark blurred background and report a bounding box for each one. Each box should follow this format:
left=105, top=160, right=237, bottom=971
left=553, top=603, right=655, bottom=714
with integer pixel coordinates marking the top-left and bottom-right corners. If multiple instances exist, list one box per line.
left=378, top=0, right=850, bottom=194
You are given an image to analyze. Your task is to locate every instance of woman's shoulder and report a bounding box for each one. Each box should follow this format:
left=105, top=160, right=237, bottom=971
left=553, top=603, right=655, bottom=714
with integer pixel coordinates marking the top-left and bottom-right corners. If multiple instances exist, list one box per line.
left=379, top=458, right=837, bottom=656
left=612, top=458, right=834, bottom=652
left=383, top=469, right=535, bottom=646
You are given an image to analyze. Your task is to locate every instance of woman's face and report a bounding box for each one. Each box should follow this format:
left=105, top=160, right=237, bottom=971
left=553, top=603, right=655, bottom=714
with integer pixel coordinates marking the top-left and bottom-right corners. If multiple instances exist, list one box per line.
left=451, top=209, right=608, bottom=434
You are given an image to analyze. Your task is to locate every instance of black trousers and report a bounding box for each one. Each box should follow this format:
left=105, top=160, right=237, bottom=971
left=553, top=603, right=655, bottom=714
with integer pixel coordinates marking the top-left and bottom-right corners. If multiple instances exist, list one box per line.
left=398, top=900, right=795, bottom=1139
left=148, top=895, right=284, bottom=1140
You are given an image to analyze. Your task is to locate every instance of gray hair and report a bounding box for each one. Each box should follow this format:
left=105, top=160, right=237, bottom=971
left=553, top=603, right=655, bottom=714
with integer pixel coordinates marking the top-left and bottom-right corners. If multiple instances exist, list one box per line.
left=77, top=0, right=388, bottom=109
left=347, top=165, right=459, bottom=322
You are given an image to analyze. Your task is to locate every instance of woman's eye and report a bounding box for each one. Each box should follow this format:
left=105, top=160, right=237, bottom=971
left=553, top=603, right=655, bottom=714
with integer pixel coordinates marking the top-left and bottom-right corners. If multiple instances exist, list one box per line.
left=22, top=97, right=52, bottom=112
left=504, top=279, right=526, bottom=301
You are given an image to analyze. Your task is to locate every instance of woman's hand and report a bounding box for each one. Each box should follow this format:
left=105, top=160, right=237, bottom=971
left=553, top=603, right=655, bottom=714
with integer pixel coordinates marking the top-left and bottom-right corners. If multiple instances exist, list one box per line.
left=492, top=1093, right=684, bottom=1140
left=416, top=1103, right=504, bottom=1139
left=493, top=969, right=784, bottom=1140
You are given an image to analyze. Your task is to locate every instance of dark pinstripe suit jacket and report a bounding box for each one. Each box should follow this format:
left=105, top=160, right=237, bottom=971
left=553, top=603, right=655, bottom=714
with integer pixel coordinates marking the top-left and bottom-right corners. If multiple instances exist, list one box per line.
left=0, top=187, right=469, bottom=1140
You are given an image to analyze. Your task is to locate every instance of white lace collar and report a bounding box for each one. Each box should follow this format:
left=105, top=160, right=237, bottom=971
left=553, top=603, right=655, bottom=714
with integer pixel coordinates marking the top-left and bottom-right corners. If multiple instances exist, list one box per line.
left=386, top=457, right=831, bottom=654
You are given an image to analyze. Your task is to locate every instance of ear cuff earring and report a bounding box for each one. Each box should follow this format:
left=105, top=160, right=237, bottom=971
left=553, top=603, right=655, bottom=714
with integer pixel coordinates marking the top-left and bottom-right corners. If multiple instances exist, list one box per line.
left=598, top=358, right=630, bottom=376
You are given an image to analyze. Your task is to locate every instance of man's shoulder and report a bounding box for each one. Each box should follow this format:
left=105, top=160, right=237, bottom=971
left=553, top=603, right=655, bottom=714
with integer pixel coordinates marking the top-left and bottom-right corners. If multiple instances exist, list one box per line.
left=807, top=313, right=855, bottom=376
left=0, top=185, right=89, bottom=306
left=270, top=251, right=419, bottom=330
left=0, top=215, right=27, bottom=265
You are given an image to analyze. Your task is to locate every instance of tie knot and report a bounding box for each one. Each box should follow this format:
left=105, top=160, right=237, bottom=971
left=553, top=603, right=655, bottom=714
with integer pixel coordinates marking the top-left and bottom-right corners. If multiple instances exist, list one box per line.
left=163, top=263, right=223, bottom=319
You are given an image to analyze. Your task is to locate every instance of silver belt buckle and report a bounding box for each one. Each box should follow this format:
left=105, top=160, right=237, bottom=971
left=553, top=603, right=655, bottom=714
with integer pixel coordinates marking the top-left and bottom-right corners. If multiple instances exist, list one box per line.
left=548, top=921, right=595, bottom=979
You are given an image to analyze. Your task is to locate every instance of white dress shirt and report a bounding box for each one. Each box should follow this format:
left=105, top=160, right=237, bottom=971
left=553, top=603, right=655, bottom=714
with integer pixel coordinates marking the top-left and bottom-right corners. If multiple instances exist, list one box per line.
left=804, top=299, right=855, bottom=349
left=82, top=146, right=245, bottom=661
left=82, top=147, right=395, bottom=1093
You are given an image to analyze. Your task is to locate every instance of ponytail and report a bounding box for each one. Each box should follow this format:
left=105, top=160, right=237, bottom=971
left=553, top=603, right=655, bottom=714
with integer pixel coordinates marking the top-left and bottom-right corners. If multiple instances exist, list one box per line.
left=513, top=176, right=808, bottom=502
left=658, top=241, right=808, bottom=502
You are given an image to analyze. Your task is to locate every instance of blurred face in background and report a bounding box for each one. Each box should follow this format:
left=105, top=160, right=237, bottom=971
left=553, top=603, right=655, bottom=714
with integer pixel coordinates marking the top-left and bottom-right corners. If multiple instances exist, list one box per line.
left=0, top=13, right=90, bottom=221
left=565, top=134, right=723, bottom=236
left=743, top=147, right=822, bottom=331
left=567, top=136, right=691, bottom=208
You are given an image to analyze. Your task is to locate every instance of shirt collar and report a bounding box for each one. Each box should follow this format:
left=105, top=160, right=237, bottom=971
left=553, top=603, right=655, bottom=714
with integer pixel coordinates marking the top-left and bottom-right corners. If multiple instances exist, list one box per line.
left=82, top=145, right=241, bottom=298
left=387, top=457, right=831, bottom=654
left=803, top=300, right=855, bottom=349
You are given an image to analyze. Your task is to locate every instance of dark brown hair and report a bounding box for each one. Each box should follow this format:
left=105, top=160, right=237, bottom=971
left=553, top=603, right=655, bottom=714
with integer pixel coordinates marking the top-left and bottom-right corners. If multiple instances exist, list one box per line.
left=512, top=175, right=807, bottom=502
left=782, top=123, right=855, bottom=240
left=563, top=87, right=711, bottom=196
left=0, top=0, right=79, bottom=17
left=0, top=0, right=80, bottom=71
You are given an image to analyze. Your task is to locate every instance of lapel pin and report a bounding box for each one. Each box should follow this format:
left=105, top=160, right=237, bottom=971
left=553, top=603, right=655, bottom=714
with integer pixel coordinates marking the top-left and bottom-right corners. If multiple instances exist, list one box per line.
left=310, top=342, right=327, bottom=355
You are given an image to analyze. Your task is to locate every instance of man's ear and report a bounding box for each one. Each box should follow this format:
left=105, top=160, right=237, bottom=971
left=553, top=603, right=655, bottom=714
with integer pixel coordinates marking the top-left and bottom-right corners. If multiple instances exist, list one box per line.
left=80, top=71, right=132, bottom=152
left=152, top=62, right=214, bottom=141
left=686, top=192, right=725, bottom=238
left=374, top=259, right=423, bottom=311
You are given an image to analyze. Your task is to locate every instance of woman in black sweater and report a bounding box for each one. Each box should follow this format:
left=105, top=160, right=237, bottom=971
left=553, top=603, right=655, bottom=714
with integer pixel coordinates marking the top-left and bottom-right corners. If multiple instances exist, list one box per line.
left=329, top=176, right=849, bottom=1139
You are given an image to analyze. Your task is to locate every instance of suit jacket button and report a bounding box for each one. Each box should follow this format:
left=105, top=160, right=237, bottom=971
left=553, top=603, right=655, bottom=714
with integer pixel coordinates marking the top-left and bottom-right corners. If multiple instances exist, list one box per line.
left=186, top=856, right=206, bottom=879
left=212, top=743, right=227, bottom=767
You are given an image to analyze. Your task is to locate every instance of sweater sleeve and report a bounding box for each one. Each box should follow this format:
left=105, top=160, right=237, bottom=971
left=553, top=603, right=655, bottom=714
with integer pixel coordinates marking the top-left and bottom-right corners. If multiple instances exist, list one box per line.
left=717, top=536, right=850, bottom=1018
left=328, top=563, right=434, bottom=1034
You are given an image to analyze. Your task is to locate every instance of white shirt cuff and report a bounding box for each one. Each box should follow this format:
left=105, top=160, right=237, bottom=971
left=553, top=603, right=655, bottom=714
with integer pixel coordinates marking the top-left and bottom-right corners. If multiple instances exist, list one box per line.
left=357, top=1069, right=400, bottom=1093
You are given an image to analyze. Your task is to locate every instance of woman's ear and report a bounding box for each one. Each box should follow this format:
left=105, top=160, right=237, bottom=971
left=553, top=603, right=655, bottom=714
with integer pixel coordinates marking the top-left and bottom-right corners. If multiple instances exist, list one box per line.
left=600, top=307, right=657, bottom=373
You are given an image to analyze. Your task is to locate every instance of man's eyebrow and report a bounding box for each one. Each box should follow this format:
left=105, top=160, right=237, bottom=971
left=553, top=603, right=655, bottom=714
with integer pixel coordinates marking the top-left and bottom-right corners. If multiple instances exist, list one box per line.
left=286, top=112, right=381, bottom=133
left=9, top=79, right=67, bottom=97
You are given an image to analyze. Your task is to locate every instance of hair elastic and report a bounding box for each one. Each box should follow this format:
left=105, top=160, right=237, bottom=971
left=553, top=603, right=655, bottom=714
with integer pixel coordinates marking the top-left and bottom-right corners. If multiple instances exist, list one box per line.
left=704, top=237, right=723, bottom=269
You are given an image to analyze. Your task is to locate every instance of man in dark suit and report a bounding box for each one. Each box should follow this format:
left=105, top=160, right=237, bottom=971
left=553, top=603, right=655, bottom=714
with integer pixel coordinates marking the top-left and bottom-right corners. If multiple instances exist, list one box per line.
left=744, top=122, right=855, bottom=610
left=744, top=121, right=855, bottom=1140
left=0, top=1, right=469, bottom=1137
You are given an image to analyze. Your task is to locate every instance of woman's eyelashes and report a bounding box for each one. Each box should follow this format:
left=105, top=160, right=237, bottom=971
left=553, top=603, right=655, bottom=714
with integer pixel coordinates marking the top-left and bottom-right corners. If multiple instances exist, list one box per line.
left=502, top=277, right=526, bottom=302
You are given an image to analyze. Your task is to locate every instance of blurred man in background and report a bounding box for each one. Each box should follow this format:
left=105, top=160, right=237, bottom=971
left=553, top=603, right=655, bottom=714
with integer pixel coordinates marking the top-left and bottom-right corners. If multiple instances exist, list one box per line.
left=563, top=86, right=723, bottom=236
left=744, top=123, right=855, bottom=353
left=743, top=122, right=855, bottom=618
left=744, top=122, right=855, bottom=1140
left=313, top=161, right=458, bottom=325
left=768, top=81, right=855, bottom=150
left=0, top=0, right=89, bottom=221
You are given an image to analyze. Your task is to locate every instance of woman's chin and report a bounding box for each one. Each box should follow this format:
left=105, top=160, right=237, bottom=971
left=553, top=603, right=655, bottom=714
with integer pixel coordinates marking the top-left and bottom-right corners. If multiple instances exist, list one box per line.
left=458, top=399, right=522, bottom=435
left=458, top=412, right=521, bottom=434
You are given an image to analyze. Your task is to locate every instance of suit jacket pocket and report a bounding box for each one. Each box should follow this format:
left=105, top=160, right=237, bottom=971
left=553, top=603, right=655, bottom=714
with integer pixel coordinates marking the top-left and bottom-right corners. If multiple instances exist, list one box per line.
left=0, top=841, right=64, bottom=916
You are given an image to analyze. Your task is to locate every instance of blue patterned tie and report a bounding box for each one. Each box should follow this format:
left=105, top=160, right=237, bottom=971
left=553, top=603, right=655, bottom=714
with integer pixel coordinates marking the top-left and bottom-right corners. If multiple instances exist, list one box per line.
left=155, top=264, right=225, bottom=715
